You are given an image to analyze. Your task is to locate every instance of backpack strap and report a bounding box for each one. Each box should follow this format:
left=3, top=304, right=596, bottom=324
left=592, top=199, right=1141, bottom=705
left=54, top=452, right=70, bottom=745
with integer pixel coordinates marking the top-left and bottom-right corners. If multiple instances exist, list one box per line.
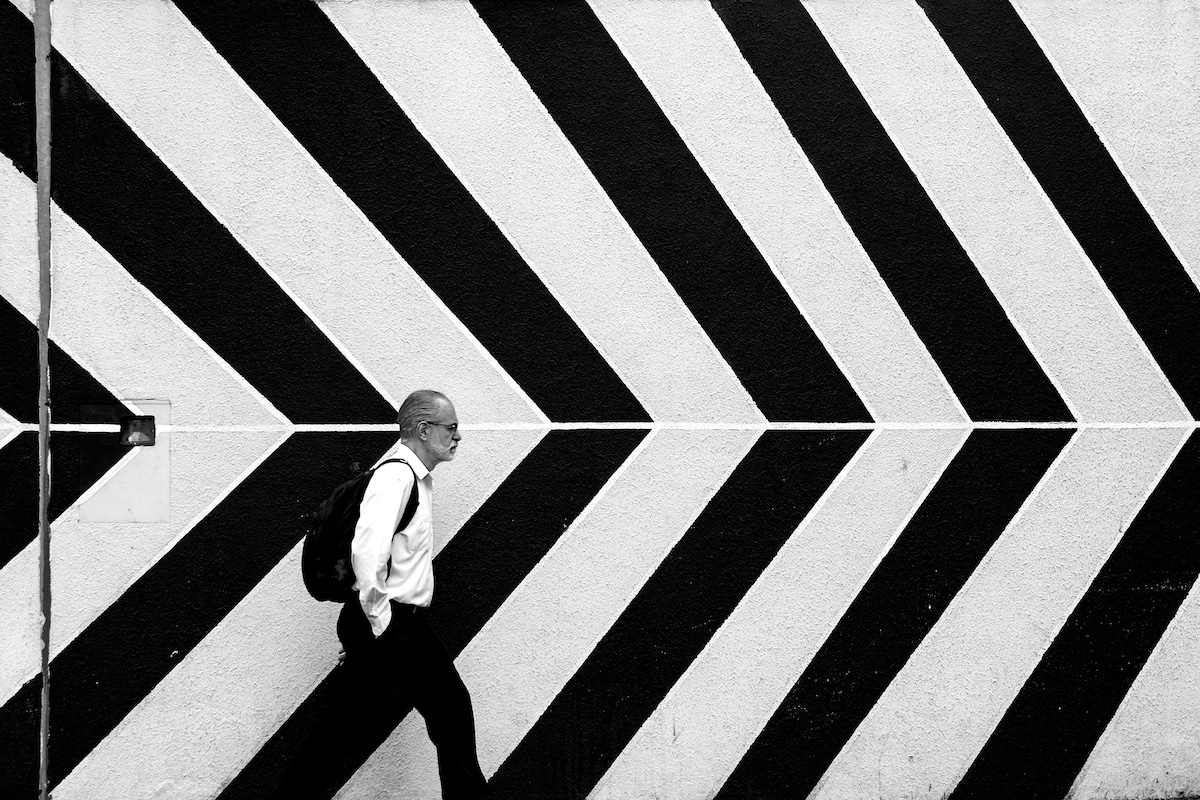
left=371, top=458, right=420, bottom=533
left=372, top=458, right=420, bottom=583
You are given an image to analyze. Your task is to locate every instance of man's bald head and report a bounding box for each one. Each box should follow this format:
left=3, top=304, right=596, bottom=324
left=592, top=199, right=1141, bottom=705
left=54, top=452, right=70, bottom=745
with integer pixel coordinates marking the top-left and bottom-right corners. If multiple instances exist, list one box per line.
left=397, top=389, right=450, bottom=439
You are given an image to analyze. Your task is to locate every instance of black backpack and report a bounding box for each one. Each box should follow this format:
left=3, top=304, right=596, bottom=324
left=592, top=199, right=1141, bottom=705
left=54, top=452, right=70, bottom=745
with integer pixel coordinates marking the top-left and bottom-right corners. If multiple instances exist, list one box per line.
left=301, top=458, right=419, bottom=603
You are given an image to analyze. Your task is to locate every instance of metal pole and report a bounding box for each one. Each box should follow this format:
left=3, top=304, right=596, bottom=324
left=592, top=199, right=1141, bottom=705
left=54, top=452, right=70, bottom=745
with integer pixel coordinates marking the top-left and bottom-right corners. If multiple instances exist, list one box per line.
left=33, top=0, right=53, bottom=797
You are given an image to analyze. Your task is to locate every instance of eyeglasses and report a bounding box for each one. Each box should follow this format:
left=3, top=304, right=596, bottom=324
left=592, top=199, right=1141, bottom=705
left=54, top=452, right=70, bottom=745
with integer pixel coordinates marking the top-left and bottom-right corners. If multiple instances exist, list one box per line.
left=422, top=421, right=459, bottom=434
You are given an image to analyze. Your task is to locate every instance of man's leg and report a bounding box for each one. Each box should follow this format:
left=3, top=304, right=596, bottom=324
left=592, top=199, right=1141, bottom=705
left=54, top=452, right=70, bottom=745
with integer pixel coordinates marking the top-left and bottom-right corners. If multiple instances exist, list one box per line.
left=267, top=649, right=375, bottom=799
left=395, top=610, right=488, bottom=799
left=267, top=602, right=391, bottom=799
left=281, top=602, right=487, bottom=798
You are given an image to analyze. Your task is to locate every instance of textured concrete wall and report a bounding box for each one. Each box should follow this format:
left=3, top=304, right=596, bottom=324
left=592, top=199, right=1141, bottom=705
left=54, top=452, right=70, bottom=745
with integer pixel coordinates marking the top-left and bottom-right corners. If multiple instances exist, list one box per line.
left=1, top=1, right=1198, bottom=798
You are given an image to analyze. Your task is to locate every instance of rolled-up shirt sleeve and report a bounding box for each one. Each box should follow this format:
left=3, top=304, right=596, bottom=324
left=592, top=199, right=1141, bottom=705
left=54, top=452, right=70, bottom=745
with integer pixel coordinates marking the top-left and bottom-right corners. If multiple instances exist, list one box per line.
left=351, top=465, right=410, bottom=637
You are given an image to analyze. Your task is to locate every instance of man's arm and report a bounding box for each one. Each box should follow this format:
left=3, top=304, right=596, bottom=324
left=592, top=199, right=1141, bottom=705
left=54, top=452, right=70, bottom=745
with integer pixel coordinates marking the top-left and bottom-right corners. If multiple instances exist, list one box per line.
left=350, top=463, right=410, bottom=637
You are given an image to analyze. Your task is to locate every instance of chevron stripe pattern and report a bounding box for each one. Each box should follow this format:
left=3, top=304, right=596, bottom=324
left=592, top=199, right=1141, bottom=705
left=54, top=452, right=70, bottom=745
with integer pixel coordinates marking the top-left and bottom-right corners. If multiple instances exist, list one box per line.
left=2, top=1, right=1198, bottom=798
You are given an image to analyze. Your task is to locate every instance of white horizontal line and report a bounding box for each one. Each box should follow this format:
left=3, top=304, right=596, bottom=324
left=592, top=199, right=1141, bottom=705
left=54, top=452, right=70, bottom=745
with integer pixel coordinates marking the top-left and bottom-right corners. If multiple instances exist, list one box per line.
left=9, top=421, right=1197, bottom=434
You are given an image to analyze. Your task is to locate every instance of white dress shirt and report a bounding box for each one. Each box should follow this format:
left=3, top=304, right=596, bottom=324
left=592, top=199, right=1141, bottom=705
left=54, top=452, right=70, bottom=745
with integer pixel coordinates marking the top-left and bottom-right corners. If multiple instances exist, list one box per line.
left=351, top=444, right=434, bottom=637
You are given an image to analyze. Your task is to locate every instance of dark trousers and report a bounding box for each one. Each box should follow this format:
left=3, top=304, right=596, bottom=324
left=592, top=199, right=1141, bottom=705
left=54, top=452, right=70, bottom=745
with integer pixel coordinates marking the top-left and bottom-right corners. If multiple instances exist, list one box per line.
left=270, top=600, right=488, bottom=799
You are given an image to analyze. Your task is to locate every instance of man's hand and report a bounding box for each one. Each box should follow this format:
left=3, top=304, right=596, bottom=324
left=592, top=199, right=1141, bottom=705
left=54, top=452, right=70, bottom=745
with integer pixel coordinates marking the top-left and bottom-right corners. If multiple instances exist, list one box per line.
left=336, top=647, right=347, bottom=667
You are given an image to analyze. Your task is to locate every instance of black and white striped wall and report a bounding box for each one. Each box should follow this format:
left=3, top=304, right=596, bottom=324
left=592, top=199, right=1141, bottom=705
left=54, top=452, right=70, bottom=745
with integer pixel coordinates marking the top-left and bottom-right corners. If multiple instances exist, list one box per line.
left=2, top=1, right=1199, bottom=798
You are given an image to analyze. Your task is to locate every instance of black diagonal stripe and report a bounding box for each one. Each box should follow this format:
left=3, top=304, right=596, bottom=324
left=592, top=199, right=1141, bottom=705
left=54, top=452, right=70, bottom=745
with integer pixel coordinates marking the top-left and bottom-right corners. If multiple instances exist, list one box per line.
left=918, top=0, right=1200, bottom=418
left=217, top=429, right=646, bottom=800
left=1, top=295, right=132, bottom=568
left=0, top=432, right=400, bottom=796
left=488, top=430, right=869, bottom=799
left=0, top=434, right=38, bottom=569
left=471, top=1, right=868, bottom=423
left=711, top=0, right=1071, bottom=423
left=0, top=673, right=40, bottom=800
left=714, top=428, right=1073, bottom=799
left=0, top=0, right=33, bottom=176
left=952, top=431, right=1200, bottom=800
left=0, top=2, right=393, bottom=425
left=0, top=431, right=130, bottom=570
left=429, top=430, right=648, bottom=653
left=173, top=1, right=645, bottom=425
left=0, top=296, right=131, bottom=424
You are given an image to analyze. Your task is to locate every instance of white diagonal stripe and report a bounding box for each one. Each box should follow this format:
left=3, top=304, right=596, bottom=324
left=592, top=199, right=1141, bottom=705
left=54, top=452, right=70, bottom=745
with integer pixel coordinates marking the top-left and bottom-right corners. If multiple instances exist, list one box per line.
left=0, top=145, right=37, bottom=314
left=805, top=0, right=1187, bottom=423
left=591, top=428, right=965, bottom=800
left=322, top=0, right=762, bottom=424
left=51, top=539, right=343, bottom=800
left=0, top=429, right=284, bottom=706
left=338, top=428, right=759, bottom=798
left=811, top=427, right=1186, bottom=800
left=588, top=0, right=964, bottom=424
left=0, top=152, right=36, bottom=437
left=1013, top=0, right=1200, bottom=290
left=0, top=158, right=297, bottom=704
left=48, top=0, right=542, bottom=426
left=51, top=429, right=544, bottom=800
left=1070, top=579, right=1200, bottom=800
left=0, top=161, right=282, bottom=428
left=425, top=429, right=547, bottom=556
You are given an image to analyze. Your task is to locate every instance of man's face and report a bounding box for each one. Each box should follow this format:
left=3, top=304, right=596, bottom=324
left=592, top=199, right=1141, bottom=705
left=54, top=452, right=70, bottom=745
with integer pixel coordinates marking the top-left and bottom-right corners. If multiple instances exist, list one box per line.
left=424, top=400, right=461, bottom=465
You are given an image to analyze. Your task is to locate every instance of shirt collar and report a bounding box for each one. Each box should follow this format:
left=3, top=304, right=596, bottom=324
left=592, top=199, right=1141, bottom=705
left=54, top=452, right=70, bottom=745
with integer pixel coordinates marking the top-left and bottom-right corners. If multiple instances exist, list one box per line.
left=393, top=443, right=430, bottom=480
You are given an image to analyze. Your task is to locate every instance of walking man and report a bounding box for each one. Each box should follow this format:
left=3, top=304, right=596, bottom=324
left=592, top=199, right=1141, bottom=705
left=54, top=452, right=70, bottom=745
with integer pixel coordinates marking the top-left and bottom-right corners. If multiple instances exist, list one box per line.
left=273, top=389, right=488, bottom=799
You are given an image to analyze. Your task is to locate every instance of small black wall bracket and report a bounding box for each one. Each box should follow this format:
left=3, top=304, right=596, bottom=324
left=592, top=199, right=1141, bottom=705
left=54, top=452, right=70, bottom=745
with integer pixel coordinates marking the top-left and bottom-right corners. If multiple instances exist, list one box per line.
left=119, top=415, right=156, bottom=446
